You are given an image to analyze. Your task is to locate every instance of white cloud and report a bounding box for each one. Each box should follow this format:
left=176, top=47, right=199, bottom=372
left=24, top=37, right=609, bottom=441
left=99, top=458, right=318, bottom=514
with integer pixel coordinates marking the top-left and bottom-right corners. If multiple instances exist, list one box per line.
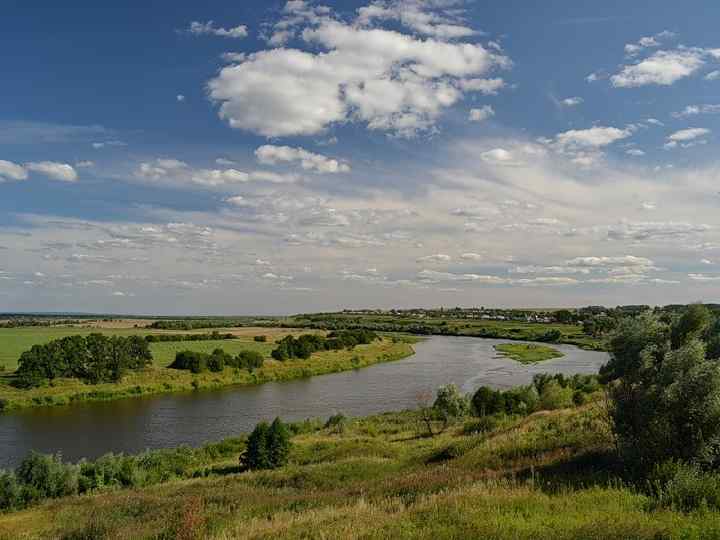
left=0, top=159, right=28, bottom=181
left=207, top=4, right=509, bottom=137
left=561, top=97, right=583, bottom=107
left=611, top=49, right=708, bottom=88
left=664, top=127, right=710, bottom=149
left=672, top=104, right=720, bottom=118
left=458, top=78, right=505, bottom=94
left=565, top=255, right=654, bottom=268
left=176, top=94, right=185, bottom=102
left=626, top=148, right=645, bottom=156
left=459, top=252, right=483, bottom=261
left=357, top=0, right=477, bottom=40
left=706, top=70, right=720, bottom=81
left=468, top=105, right=494, bottom=122
left=554, top=126, right=634, bottom=149
left=188, top=21, right=248, bottom=39
left=646, top=118, right=664, bottom=126
left=92, top=140, right=126, bottom=149
left=255, top=145, right=350, bottom=173
left=606, top=221, right=711, bottom=240
left=75, top=160, right=95, bottom=168
left=623, top=31, right=674, bottom=57
left=689, top=273, right=720, bottom=282
left=417, top=253, right=452, bottom=263
left=480, top=148, right=514, bottom=164
left=26, top=161, right=78, bottom=182
left=135, top=158, right=297, bottom=187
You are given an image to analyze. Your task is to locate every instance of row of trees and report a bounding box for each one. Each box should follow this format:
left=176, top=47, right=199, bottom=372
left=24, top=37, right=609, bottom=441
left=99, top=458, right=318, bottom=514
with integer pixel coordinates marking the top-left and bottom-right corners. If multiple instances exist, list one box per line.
left=169, top=349, right=264, bottom=374
left=144, top=332, right=235, bottom=343
left=271, top=330, right=379, bottom=361
left=15, top=334, right=153, bottom=388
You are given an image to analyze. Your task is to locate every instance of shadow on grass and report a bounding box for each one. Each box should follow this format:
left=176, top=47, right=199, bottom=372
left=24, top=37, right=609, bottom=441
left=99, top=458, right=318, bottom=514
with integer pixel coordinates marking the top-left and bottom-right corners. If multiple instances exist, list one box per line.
left=516, top=449, right=625, bottom=493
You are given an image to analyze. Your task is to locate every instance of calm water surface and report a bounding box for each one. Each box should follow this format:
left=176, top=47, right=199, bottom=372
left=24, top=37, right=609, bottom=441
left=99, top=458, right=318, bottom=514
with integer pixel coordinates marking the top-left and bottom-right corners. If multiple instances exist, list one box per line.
left=0, top=336, right=608, bottom=468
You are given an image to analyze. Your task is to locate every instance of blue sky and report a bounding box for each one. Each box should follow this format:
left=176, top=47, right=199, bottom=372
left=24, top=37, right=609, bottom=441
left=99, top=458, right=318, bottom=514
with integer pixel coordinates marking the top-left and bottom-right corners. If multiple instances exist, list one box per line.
left=1, top=0, right=720, bottom=314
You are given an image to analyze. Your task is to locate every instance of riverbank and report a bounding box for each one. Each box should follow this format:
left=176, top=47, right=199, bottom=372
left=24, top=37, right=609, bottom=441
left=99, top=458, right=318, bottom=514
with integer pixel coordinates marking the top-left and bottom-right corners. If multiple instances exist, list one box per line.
left=0, top=338, right=415, bottom=412
left=2, top=401, right=718, bottom=539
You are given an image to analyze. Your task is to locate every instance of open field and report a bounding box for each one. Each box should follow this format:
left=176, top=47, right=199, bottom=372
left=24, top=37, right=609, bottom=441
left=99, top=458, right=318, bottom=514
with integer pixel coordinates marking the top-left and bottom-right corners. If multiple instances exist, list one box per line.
left=494, top=343, right=565, bottom=364
left=2, top=400, right=719, bottom=539
left=0, top=337, right=414, bottom=411
left=0, top=326, right=317, bottom=371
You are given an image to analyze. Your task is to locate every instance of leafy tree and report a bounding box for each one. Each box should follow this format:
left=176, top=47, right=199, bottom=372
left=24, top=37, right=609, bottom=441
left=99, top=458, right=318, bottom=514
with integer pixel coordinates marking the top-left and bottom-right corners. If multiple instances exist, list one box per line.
left=555, top=309, right=574, bottom=324
left=433, top=384, right=470, bottom=427
left=471, top=387, right=506, bottom=417
left=244, top=422, right=271, bottom=470
left=267, top=418, right=292, bottom=468
left=606, top=308, right=720, bottom=473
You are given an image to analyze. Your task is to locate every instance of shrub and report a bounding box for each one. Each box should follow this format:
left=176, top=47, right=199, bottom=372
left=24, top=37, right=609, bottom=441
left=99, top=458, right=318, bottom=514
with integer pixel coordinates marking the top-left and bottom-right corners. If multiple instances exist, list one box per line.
left=0, top=471, right=23, bottom=510
left=462, top=415, right=500, bottom=435
left=254, top=335, right=267, bottom=342
left=324, top=413, right=347, bottom=433
left=649, top=461, right=720, bottom=511
left=538, top=380, right=573, bottom=410
left=16, top=452, right=79, bottom=502
left=433, top=384, right=470, bottom=426
left=243, top=418, right=292, bottom=470
left=471, top=387, right=506, bottom=417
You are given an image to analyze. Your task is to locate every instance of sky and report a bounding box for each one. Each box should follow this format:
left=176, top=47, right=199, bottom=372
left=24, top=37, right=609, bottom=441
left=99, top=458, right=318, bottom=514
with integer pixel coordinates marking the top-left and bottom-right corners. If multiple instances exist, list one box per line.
left=1, top=0, right=720, bottom=315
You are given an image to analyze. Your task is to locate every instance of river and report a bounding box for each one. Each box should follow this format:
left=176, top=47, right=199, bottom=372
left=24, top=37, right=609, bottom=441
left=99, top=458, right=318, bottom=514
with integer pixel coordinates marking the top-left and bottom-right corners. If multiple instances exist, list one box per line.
left=0, top=336, right=608, bottom=468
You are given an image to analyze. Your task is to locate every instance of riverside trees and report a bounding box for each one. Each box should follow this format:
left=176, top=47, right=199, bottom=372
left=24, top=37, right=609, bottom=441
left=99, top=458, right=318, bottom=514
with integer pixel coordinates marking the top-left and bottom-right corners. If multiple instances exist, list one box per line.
left=14, top=334, right=152, bottom=388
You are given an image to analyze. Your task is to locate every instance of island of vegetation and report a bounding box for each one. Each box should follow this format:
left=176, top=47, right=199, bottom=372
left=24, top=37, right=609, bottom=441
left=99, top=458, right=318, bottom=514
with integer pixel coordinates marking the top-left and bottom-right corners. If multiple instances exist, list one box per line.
left=1, top=304, right=720, bottom=537
left=494, top=342, right=565, bottom=363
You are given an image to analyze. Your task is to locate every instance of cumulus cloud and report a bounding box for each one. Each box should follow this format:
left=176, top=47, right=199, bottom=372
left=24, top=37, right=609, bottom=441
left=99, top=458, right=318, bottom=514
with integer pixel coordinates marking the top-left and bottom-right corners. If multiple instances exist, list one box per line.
left=357, top=0, right=477, bottom=40
left=664, top=127, right=710, bottom=149
left=188, top=21, right=248, bottom=39
left=606, top=221, right=711, bottom=240
left=207, top=2, right=509, bottom=137
left=554, top=126, right=634, bottom=149
left=255, top=145, right=350, bottom=173
left=480, top=148, right=514, bottom=164
left=610, top=48, right=714, bottom=88
left=0, top=159, right=28, bottom=181
left=468, top=105, right=494, bottom=122
left=26, top=161, right=78, bottom=182
left=706, top=70, right=720, bottom=81
left=623, top=30, right=675, bottom=57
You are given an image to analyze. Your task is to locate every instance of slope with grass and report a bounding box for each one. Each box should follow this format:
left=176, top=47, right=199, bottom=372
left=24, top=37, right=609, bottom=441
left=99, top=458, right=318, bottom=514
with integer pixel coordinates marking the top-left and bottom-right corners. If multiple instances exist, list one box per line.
left=2, top=401, right=719, bottom=539
left=494, top=343, right=565, bottom=364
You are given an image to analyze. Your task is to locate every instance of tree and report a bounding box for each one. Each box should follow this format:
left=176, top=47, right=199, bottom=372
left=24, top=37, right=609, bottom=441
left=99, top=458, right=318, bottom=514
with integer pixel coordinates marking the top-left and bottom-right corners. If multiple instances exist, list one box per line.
left=244, top=422, right=271, bottom=470
left=606, top=308, right=720, bottom=473
left=267, top=418, right=291, bottom=468
left=471, top=386, right=505, bottom=417
left=433, top=384, right=470, bottom=428
left=555, top=309, right=574, bottom=324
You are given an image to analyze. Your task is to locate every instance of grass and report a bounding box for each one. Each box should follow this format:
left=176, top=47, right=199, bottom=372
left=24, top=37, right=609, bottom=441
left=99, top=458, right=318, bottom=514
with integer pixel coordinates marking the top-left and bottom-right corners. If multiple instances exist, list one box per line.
left=3, top=401, right=720, bottom=539
left=0, top=338, right=414, bottom=411
left=494, top=343, right=565, bottom=364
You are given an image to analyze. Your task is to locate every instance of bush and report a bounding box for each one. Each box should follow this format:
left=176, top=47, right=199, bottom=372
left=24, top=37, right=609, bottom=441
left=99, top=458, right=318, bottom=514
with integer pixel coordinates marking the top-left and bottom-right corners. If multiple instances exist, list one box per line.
left=649, top=461, right=720, bottom=511
left=243, top=418, right=292, bottom=470
left=462, top=415, right=501, bottom=435
left=324, top=413, right=347, bottom=433
left=433, top=384, right=470, bottom=426
left=16, top=452, right=79, bottom=502
left=254, top=335, right=267, bottom=342
left=538, top=380, right=573, bottom=410
left=0, top=471, right=23, bottom=510
left=471, top=387, right=506, bottom=417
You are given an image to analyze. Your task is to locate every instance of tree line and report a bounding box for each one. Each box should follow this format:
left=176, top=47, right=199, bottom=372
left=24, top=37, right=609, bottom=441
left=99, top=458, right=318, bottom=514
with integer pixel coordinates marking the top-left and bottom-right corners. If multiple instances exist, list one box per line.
left=270, top=330, right=379, bottom=361
left=14, top=334, right=153, bottom=388
left=169, top=348, right=264, bottom=374
left=144, top=331, right=236, bottom=343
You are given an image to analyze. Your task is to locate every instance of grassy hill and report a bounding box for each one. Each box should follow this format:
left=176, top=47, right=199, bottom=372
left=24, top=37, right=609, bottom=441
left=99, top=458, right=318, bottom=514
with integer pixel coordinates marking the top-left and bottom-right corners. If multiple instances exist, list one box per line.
left=1, top=400, right=717, bottom=539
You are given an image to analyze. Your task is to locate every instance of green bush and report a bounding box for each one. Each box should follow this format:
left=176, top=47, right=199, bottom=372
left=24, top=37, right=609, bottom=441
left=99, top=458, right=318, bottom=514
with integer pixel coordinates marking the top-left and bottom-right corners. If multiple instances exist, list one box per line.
left=649, top=461, right=720, bottom=511
left=433, top=384, right=470, bottom=426
left=254, top=335, right=267, bottom=342
left=16, top=452, right=79, bottom=502
left=539, top=380, right=573, bottom=410
left=243, top=418, right=292, bottom=470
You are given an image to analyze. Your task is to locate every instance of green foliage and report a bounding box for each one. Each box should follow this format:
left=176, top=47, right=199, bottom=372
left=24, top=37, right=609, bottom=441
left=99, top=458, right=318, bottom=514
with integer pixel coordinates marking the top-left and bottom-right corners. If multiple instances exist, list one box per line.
left=433, top=384, right=470, bottom=426
left=16, top=452, right=79, bottom=502
left=606, top=307, right=720, bottom=473
left=169, top=348, right=264, bottom=374
left=649, top=461, right=720, bottom=512
left=538, top=380, right=573, bottom=410
left=253, top=335, right=267, bottom=342
left=495, top=343, right=564, bottom=363
left=14, top=334, right=152, bottom=388
left=324, top=413, right=348, bottom=433
left=243, top=418, right=292, bottom=470
left=144, top=332, right=235, bottom=343
left=271, top=330, right=379, bottom=361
